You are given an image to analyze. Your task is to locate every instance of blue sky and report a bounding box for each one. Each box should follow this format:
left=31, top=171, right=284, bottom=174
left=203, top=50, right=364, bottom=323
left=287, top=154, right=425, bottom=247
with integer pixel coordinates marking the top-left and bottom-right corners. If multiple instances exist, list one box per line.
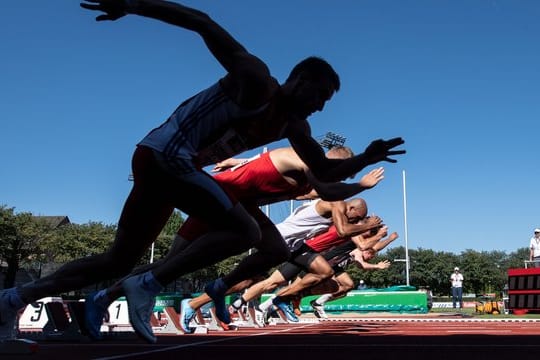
left=1, top=1, right=539, bottom=254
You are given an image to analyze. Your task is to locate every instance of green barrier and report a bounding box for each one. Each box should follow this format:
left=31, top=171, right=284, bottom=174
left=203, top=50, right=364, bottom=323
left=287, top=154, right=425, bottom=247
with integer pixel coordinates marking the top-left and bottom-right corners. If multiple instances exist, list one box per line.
left=153, top=293, right=235, bottom=312
left=262, top=286, right=429, bottom=314
left=154, top=293, right=184, bottom=312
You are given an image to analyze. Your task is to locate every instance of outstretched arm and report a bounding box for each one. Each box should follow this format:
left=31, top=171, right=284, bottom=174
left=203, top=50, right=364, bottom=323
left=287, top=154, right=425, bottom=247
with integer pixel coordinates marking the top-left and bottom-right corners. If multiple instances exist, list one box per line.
left=351, top=250, right=391, bottom=270
left=350, top=225, right=388, bottom=250
left=285, top=123, right=405, bottom=183
left=372, top=231, right=399, bottom=252
left=80, top=0, right=275, bottom=105
left=306, top=167, right=384, bottom=201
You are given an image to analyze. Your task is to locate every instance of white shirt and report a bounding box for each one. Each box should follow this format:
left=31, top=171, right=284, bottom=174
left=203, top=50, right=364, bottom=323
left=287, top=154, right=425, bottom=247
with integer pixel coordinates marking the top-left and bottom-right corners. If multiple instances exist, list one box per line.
left=530, top=236, right=540, bottom=257
left=450, top=272, right=463, bottom=288
left=276, top=200, right=333, bottom=249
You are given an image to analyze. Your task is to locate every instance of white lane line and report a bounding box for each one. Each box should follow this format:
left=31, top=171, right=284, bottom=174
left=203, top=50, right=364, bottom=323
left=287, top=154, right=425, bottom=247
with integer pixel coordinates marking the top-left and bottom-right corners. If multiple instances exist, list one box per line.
left=93, top=323, right=319, bottom=360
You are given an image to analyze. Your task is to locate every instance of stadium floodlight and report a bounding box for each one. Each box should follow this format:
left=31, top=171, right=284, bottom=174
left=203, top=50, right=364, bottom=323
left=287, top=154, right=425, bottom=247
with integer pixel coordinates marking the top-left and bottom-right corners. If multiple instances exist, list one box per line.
left=318, top=132, right=346, bottom=149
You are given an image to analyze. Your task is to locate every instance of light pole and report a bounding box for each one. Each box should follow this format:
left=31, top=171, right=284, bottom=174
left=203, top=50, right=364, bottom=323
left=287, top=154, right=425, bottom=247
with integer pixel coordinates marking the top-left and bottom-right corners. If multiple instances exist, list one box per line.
left=394, top=170, right=410, bottom=286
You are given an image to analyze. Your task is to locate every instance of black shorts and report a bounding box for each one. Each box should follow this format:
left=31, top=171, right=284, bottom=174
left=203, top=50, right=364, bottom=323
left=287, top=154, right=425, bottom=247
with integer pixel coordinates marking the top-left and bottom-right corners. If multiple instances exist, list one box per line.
left=277, top=243, right=319, bottom=280
left=322, top=241, right=357, bottom=274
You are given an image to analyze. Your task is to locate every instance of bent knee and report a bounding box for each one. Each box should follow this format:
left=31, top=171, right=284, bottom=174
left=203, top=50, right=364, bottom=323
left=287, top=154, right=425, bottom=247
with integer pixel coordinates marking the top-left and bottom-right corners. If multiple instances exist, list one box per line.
left=321, top=268, right=335, bottom=279
left=341, top=280, right=355, bottom=291
left=264, top=283, right=280, bottom=293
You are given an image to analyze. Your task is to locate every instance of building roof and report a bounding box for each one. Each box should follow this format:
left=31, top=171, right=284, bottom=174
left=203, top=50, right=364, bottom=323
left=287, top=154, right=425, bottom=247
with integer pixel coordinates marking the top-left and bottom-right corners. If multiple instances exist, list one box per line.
left=33, top=216, right=71, bottom=228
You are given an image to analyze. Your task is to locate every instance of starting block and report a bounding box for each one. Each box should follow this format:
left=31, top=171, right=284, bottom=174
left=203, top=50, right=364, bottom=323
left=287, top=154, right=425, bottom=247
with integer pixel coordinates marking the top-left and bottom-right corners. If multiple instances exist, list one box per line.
left=0, top=339, right=39, bottom=355
left=153, top=307, right=184, bottom=335
left=41, top=301, right=88, bottom=341
left=18, top=297, right=63, bottom=334
left=233, top=305, right=265, bottom=328
left=18, top=300, right=89, bottom=341
left=204, top=307, right=228, bottom=331
left=194, top=326, right=208, bottom=334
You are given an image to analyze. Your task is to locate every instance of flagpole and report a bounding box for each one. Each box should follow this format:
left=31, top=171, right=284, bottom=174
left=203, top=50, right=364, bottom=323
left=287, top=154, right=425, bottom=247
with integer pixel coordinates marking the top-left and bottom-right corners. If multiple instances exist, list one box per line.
left=402, top=170, right=410, bottom=286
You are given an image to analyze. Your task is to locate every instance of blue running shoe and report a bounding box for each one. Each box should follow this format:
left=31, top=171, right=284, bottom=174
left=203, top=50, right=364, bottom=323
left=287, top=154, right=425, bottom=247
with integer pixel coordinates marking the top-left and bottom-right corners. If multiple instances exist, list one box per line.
left=122, top=275, right=157, bottom=344
left=204, top=279, right=230, bottom=324
left=84, top=291, right=109, bottom=340
left=179, top=298, right=196, bottom=334
left=272, top=297, right=299, bottom=323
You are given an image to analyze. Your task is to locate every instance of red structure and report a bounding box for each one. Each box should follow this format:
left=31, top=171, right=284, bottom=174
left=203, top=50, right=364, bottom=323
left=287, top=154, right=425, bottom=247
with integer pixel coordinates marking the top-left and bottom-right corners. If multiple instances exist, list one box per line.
left=507, top=267, right=540, bottom=313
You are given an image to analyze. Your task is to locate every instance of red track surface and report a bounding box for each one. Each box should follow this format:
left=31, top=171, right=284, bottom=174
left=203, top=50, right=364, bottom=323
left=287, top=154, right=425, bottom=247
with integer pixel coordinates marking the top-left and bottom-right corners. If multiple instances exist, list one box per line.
left=20, top=317, right=540, bottom=360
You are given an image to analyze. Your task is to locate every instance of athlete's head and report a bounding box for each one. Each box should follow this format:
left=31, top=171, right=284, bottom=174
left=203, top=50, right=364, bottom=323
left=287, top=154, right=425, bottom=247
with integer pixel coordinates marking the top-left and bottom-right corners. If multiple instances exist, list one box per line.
left=325, top=146, right=354, bottom=160
left=361, top=248, right=377, bottom=261
left=283, top=56, right=340, bottom=119
left=345, top=198, right=367, bottom=222
left=350, top=247, right=377, bottom=262
left=287, top=57, right=340, bottom=91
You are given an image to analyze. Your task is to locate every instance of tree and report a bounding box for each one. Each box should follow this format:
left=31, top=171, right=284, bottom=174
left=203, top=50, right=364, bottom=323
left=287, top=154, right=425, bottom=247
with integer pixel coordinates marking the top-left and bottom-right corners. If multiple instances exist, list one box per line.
left=40, top=222, right=116, bottom=265
left=505, top=247, right=529, bottom=269
left=138, top=210, right=184, bottom=265
left=409, top=248, right=458, bottom=295
left=0, top=206, right=55, bottom=288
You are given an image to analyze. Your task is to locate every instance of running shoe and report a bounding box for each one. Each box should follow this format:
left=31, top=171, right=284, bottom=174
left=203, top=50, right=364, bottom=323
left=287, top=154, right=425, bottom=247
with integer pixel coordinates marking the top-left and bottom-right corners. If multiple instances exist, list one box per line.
left=84, top=291, right=108, bottom=340
left=179, top=298, right=196, bottom=334
left=0, top=290, right=19, bottom=341
left=272, top=297, right=299, bottom=323
left=204, top=279, right=230, bottom=324
left=122, top=275, right=157, bottom=344
left=310, top=299, right=328, bottom=319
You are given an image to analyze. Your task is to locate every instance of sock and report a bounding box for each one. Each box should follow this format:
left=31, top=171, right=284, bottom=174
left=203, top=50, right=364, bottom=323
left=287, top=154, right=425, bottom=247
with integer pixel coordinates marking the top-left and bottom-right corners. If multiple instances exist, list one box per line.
left=258, top=295, right=275, bottom=312
left=139, top=271, right=164, bottom=296
left=232, top=296, right=247, bottom=310
left=315, top=293, right=332, bottom=305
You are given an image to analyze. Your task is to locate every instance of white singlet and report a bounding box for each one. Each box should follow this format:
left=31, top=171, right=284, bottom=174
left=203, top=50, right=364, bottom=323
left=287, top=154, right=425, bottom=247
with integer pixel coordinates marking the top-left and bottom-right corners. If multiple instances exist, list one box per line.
left=276, top=200, right=333, bottom=250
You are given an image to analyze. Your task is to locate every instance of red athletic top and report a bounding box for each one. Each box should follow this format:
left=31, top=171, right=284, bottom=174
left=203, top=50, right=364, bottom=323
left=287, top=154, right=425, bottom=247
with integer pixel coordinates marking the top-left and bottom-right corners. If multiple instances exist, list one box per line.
left=214, top=152, right=310, bottom=206
left=179, top=151, right=312, bottom=240
left=305, top=225, right=350, bottom=253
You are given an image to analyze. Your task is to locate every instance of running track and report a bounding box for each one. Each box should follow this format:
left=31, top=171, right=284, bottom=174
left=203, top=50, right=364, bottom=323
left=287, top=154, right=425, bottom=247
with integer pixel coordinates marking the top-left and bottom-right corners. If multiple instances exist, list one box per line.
left=16, top=317, right=540, bottom=360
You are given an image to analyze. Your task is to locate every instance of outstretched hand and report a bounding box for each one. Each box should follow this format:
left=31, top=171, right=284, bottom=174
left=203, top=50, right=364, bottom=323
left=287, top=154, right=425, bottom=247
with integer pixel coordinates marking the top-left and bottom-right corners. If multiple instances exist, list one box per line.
left=358, top=167, right=384, bottom=189
left=80, top=0, right=128, bottom=21
left=387, top=231, right=399, bottom=242
left=363, top=137, right=406, bottom=164
left=365, top=216, right=383, bottom=230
